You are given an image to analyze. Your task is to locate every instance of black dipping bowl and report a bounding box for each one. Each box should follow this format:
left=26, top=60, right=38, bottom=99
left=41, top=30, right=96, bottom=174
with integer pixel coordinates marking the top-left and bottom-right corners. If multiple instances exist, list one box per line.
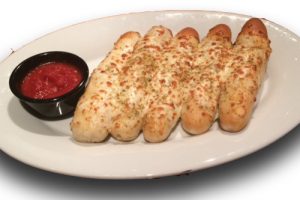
left=9, top=51, right=89, bottom=120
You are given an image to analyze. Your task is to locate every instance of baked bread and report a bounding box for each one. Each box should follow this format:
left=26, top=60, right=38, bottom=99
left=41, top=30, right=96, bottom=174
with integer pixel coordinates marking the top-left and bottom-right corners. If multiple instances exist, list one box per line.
left=181, top=24, right=232, bottom=134
left=71, top=31, right=141, bottom=142
left=71, top=19, right=272, bottom=143
left=110, top=26, right=173, bottom=141
left=219, top=18, right=272, bottom=132
left=143, top=27, right=199, bottom=142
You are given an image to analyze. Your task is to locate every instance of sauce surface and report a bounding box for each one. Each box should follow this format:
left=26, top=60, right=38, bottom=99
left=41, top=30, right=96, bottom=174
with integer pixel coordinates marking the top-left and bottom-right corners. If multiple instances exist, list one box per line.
left=21, top=62, right=82, bottom=99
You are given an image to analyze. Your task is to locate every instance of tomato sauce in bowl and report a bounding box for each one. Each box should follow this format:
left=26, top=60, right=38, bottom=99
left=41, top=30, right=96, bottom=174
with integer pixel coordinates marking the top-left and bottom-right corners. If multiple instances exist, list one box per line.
left=21, top=62, right=83, bottom=99
left=9, top=51, right=89, bottom=119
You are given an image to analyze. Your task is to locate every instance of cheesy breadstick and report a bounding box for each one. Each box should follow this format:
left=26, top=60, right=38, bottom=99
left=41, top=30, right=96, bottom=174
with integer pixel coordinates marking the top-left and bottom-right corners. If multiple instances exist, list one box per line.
left=142, top=27, right=199, bottom=142
left=110, top=26, right=173, bottom=141
left=219, top=18, right=271, bottom=132
left=181, top=24, right=232, bottom=135
left=71, top=32, right=141, bottom=142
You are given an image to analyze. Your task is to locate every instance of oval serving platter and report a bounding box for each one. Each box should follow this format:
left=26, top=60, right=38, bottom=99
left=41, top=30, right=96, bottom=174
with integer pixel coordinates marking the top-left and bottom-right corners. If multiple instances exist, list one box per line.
left=0, top=10, right=299, bottom=179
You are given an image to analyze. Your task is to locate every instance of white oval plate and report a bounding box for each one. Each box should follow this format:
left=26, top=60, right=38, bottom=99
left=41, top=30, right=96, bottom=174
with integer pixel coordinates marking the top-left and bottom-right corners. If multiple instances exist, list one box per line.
left=1, top=10, right=300, bottom=179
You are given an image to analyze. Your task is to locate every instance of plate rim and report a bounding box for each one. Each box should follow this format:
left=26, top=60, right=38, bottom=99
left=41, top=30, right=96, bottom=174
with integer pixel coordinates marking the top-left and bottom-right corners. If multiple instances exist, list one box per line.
left=2, top=9, right=300, bottom=65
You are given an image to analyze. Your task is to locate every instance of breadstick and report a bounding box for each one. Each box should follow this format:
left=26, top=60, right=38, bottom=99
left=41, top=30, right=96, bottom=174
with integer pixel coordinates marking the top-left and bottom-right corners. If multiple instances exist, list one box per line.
left=143, top=27, right=199, bottom=143
left=71, top=32, right=141, bottom=142
left=219, top=18, right=271, bottom=132
left=181, top=24, right=232, bottom=135
left=110, top=26, right=173, bottom=141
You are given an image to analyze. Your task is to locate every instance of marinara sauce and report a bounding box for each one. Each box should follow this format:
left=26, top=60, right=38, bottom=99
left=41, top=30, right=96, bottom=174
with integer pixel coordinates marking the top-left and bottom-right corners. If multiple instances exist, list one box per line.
left=21, top=62, right=82, bottom=99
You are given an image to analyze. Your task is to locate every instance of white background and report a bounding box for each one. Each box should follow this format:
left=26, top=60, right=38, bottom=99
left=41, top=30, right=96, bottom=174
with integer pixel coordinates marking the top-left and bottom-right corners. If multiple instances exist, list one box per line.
left=1, top=0, right=299, bottom=199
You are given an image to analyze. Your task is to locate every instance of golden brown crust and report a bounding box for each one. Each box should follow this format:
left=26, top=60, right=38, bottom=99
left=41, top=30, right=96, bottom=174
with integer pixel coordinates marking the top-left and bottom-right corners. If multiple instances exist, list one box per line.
left=142, top=27, right=199, bottom=143
left=181, top=99, right=214, bottom=135
left=207, top=24, right=232, bottom=41
left=238, top=18, right=268, bottom=39
left=181, top=24, right=232, bottom=135
left=219, top=18, right=271, bottom=132
left=143, top=107, right=176, bottom=143
left=219, top=88, right=255, bottom=132
left=175, top=27, right=200, bottom=41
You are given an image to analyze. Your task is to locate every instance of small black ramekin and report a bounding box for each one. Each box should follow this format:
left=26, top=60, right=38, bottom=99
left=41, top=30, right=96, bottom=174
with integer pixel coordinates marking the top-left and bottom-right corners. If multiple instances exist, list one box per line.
left=9, top=51, right=89, bottom=120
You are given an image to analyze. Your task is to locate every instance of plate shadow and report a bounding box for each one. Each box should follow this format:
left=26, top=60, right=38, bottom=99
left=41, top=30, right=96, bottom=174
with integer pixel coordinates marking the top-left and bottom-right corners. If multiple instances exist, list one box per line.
left=7, top=97, right=68, bottom=136
left=0, top=124, right=299, bottom=199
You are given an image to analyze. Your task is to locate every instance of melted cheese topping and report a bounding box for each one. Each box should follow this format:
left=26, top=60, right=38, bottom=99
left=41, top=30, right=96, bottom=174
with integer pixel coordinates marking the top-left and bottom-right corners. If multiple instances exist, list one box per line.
left=71, top=25, right=271, bottom=142
left=71, top=32, right=141, bottom=142
left=220, top=35, right=271, bottom=115
left=182, top=35, right=232, bottom=122
left=142, top=33, right=199, bottom=138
